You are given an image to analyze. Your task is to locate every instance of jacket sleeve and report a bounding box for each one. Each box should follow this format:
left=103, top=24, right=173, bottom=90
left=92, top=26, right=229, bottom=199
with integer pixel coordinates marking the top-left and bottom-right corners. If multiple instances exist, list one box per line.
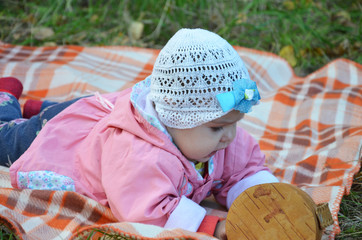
left=226, top=170, right=279, bottom=208
left=213, top=127, right=272, bottom=206
left=164, top=195, right=206, bottom=231
left=100, top=130, right=186, bottom=227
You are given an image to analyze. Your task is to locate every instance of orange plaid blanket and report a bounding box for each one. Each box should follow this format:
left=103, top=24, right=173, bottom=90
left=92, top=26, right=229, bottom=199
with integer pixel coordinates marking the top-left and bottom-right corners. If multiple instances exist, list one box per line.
left=0, top=43, right=361, bottom=239
left=0, top=167, right=216, bottom=240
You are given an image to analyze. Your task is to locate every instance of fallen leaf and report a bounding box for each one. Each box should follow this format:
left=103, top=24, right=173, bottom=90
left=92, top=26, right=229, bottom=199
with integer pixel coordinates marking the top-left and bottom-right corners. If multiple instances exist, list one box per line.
left=333, top=10, right=354, bottom=27
left=339, top=39, right=350, bottom=50
left=300, top=47, right=326, bottom=58
left=236, top=13, right=247, bottom=24
left=128, top=21, right=144, bottom=40
left=304, top=0, right=313, bottom=6
left=110, top=32, right=126, bottom=45
left=13, top=33, right=21, bottom=40
left=353, top=41, right=361, bottom=49
left=90, top=15, right=99, bottom=23
left=283, top=1, right=295, bottom=10
left=313, top=2, right=323, bottom=10
left=335, top=10, right=351, bottom=22
left=121, top=36, right=130, bottom=45
left=43, top=42, right=57, bottom=47
left=279, top=45, right=297, bottom=67
left=73, top=32, right=87, bottom=42
left=33, top=27, right=54, bottom=40
left=299, top=48, right=307, bottom=58
left=209, top=10, right=224, bottom=28
left=55, top=15, right=67, bottom=26
left=22, top=14, right=36, bottom=24
left=325, top=39, right=351, bottom=57
left=312, top=47, right=324, bottom=57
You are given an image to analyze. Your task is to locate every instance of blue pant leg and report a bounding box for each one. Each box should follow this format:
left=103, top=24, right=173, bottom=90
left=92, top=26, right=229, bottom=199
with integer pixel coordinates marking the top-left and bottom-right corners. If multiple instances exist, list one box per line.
left=0, top=97, right=81, bottom=166
left=0, top=116, right=42, bottom=166
left=41, top=100, right=58, bottom=111
left=0, top=92, right=22, bottom=121
left=39, top=98, right=79, bottom=121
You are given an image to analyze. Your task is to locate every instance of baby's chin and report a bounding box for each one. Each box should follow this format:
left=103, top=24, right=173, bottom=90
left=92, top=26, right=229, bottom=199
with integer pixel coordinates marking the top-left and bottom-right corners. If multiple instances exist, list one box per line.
left=188, top=151, right=217, bottom=163
left=194, top=157, right=210, bottom=163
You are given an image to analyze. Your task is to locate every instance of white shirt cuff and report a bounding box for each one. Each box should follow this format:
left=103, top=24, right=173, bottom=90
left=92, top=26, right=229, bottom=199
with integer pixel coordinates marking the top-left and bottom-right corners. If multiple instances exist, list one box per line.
left=164, top=195, right=206, bottom=232
left=226, top=170, right=279, bottom=209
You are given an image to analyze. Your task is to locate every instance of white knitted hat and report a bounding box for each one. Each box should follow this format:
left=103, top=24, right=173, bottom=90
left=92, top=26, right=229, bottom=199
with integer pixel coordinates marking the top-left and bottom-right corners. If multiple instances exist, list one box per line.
left=149, top=28, right=258, bottom=129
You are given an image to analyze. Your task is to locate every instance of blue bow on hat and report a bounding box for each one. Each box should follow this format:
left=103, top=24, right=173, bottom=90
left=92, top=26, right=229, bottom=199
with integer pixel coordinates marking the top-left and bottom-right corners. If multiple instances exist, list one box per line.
left=216, top=78, right=261, bottom=113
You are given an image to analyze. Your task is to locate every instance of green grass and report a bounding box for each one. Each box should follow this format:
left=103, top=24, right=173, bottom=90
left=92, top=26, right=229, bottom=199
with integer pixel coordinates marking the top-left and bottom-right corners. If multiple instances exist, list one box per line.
left=0, top=224, right=15, bottom=240
left=0, top=0, right=361, bottom=239
left=336, top=172, right=362, bottom=240
left=0, top=0, right=361, bottom=76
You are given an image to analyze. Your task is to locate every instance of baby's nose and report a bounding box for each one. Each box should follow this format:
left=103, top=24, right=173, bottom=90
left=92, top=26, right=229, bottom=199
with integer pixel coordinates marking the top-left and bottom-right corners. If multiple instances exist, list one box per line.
left=220, top=124, right=236, bottom=143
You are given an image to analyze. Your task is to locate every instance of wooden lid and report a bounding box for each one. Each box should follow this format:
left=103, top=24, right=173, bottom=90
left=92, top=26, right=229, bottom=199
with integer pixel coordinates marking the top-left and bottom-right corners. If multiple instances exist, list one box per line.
left=226, top=183, right=329, bottom=240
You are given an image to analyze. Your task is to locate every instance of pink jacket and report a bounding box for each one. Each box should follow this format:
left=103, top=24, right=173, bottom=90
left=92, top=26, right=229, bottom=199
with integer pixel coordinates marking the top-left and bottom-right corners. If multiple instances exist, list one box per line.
left=10, top=88, right=268, bottom=226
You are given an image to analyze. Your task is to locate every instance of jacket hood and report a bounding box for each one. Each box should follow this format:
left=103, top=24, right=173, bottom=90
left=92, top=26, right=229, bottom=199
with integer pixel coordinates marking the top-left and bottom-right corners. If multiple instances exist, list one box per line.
left=106, top=87, right=199, bottom=176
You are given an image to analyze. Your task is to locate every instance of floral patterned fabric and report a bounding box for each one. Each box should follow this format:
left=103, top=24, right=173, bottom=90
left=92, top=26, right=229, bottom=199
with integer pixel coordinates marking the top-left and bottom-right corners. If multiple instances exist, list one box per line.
left=0, top=92, right=13, bottom=106
left=17, top=170, right=76, bottom=191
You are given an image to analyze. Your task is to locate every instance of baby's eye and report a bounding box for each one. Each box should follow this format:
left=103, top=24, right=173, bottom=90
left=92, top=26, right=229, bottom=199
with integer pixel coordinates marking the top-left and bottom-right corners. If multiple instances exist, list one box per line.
left=211, top=127, right=223, bottom=132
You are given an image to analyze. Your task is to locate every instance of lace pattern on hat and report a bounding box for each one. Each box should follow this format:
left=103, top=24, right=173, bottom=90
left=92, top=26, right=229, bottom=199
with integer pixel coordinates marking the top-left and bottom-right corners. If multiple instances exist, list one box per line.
left=149, top=28, right=256, bottom=129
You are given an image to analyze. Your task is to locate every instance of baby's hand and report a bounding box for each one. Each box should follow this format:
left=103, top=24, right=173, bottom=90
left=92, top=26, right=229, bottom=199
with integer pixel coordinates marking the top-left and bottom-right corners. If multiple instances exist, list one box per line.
left=214, top=219, right=227, bottom=240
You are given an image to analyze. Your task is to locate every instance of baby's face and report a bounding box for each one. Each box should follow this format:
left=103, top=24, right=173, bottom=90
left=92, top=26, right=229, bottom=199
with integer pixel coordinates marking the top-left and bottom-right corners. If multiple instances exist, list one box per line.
left=167, top=110, right=244, bottom=163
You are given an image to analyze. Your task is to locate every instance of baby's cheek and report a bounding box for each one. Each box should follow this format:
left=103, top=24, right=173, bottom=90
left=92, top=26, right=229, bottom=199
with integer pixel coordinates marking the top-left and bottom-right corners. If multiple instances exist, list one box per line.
left=205, top=139, right=222, bottom=154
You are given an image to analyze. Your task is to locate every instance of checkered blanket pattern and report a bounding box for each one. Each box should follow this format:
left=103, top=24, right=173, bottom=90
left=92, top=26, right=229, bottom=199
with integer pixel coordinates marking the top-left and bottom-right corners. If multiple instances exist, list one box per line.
left=0, top=43, right=361, bottom=239
left=0, top=166, right=215, bottom=240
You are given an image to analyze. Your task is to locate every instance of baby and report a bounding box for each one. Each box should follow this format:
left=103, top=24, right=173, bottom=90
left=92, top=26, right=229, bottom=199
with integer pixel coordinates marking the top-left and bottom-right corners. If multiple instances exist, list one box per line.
left=1, top=28, right=279, bottom=238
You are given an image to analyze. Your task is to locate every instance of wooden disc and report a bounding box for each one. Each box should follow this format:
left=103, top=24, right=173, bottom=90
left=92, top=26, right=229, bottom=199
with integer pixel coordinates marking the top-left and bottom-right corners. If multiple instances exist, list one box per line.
left=226, top=183, right=322, bottom=240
